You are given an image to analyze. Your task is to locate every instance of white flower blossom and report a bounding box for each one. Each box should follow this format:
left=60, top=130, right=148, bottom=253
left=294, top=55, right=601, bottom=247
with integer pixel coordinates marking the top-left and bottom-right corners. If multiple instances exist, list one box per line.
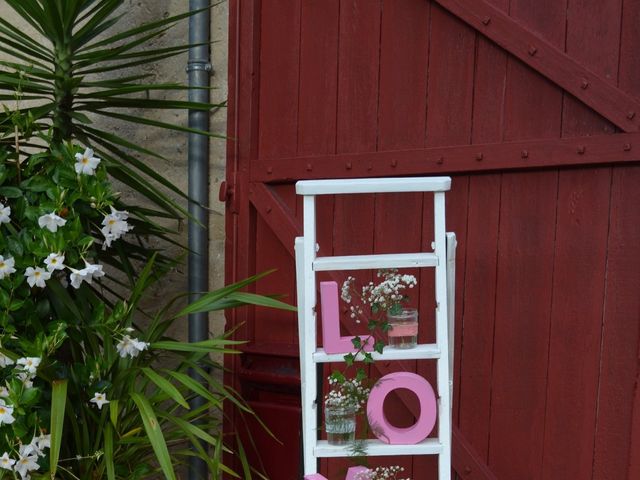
left=0, top=400, right=15, bottom=425
left=24, top=267, right=51, bottom=288
left=68, top=261, right=104, bottom=289
left=14, top=446, right=38, bottom=479
left=74, top=147, right=101, bottom=176
left=0, top=256, right=16, bottom=280
left=116, top=335, right=149, bottom=358
left=0, top=353, right=14, bottom=368
left=82, top=260, right=105, bottom=282
left=90, top=392, right=109, bottom=410
left=34, top=433, right=50, bottom=452
left=16, top=357, right=40, bottom=374
left=0, top=204, right=10, bottom=224
left=0, top=452, right=14, bottom=470
left=100, top=207, right=131, bottom=249
left=25, top=433, right=49, bottom=458
left=37, top=212, right=66, bottom=233
left=44, top=252, right=65, bottom=272
left=0, top=386, right=9, bottom=398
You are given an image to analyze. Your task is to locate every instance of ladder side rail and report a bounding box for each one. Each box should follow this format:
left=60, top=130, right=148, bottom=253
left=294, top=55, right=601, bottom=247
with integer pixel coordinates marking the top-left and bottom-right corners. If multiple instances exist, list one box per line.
left=446, top=232, right=457, bottom=449
left=434, top=192, right=452, bottom=480
left=301, top=196, right=320, bottom=475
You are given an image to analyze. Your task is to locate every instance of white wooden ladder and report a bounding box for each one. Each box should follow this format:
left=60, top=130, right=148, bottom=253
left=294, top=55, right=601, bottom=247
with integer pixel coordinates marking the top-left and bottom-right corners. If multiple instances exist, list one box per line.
left=294, top=177, right=456, bottom=479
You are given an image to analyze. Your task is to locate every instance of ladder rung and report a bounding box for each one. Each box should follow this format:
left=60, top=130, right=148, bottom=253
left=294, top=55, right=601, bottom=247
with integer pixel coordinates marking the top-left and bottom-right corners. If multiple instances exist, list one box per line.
left=313, top=253, right=438, bottom=271
left=296, top=177, right=451, bottom=195
left=314, top=438, right=442, bottom=458
left=313, top=344, right=441, bottom=363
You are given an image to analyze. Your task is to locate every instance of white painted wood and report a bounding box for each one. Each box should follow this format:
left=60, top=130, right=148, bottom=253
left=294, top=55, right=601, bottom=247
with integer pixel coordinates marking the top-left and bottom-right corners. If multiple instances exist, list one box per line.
left=313, top=344, right=441, bottom=363
left=313, top=253, right=438, bottom=271
left=446, top=233, right=457, bottom=419
left=433, top=192, right=452, bottom=480
left=296, top=176, right=451, bottom=195
left=314, top=438, right=443, bottom=458
left=294, top=177, right=454, bottom=480
left=295, top=236, right=318, bottom=475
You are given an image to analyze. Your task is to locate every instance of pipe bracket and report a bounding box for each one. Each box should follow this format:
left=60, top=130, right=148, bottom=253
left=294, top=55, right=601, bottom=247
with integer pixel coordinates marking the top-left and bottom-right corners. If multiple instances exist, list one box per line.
left=186, top=60, right=213, bottom=73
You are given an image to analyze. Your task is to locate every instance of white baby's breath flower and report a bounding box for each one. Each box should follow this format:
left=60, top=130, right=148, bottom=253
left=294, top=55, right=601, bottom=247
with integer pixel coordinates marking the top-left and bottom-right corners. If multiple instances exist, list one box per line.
left=16, top=357, right=40, bottom=374
left=0, top=256, right=16, bottom=280
left=74, top=147, right=101, bottom=175
left=44, top=252, right=65, bottom=272
left=0, top=452, right=14, bottom=470
left=116, top=335, right=149, bottom=358
left=90, top=392, right=110, bottom=410
left=37, top=212, right=66, bottom=233
left=24, top=267, right=51, bottom=288
left=0, top=400, right=15, bottom=425
left=0, top=204, right=10, bottom=225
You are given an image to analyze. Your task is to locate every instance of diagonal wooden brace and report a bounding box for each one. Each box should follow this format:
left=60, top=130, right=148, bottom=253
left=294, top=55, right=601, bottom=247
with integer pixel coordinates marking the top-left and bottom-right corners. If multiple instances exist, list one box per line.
left=433, top=0, right=640, bottom=132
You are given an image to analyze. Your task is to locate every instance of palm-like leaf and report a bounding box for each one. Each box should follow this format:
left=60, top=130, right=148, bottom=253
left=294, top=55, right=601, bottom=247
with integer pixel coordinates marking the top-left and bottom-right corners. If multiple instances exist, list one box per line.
left=0, top=0, right=219, bottom=250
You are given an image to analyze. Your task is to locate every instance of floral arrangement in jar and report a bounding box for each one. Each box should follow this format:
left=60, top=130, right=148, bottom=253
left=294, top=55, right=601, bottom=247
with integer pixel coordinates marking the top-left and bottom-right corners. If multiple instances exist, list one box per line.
left=324, top=373, right=371, bottom=445
left=354, top=465, right=411, bottom=480
left=341, top=269, right=419, bottom=349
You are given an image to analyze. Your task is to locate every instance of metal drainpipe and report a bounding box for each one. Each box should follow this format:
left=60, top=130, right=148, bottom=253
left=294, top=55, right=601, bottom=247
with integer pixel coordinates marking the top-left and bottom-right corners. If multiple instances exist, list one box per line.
left=187, top=1, right=211, bottom=479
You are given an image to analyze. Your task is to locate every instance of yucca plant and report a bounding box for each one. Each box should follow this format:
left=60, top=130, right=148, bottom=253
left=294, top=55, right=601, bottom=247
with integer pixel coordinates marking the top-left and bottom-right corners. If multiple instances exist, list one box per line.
left=0, top=0, right=222, bottom=274
left=0, top=1, right=283, bottom=479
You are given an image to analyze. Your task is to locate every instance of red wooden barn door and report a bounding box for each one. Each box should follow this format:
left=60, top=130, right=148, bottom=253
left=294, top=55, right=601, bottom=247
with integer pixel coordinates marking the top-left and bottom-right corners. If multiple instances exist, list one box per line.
left=225, top=1, right=640, bottom=479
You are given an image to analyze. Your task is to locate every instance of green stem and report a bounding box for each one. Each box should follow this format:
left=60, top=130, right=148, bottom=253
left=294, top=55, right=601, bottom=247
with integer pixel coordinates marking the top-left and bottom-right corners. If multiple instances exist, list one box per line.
left=52, top=40, right=74, bottom=144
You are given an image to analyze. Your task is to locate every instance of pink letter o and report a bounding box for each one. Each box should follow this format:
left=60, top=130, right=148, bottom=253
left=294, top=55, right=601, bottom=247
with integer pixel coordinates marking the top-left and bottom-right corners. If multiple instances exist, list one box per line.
left=366, top=372, right=437, bottom=445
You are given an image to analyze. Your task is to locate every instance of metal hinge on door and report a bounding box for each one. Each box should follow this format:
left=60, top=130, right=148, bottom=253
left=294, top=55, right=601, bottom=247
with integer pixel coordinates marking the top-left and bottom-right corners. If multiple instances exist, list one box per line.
left=218, top=180, right=238, bottom=213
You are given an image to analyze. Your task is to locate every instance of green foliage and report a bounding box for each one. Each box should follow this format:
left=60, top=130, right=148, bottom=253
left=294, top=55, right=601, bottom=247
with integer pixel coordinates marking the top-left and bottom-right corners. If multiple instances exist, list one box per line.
left=0, top=1, right=295, bottom=478
left=0, top=0, right=224, bottom=247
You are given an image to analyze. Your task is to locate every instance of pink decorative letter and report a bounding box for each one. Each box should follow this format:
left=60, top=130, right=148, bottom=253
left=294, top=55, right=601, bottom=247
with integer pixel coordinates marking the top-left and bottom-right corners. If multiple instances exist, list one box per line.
left=367, top=372, right=437, bottom=445
left=320, top=281, right=373, bottom=355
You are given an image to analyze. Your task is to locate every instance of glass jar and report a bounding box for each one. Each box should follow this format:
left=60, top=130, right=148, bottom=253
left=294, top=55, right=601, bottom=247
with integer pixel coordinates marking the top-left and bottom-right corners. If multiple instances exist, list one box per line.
left=324, top=403, right=357, bottom=445
left=386, top=308, right=419, bottom=349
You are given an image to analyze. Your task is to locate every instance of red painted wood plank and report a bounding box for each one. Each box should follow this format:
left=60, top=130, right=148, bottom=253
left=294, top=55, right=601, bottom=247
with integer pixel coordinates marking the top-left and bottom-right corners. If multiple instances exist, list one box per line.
left=560, top=0, right=621, bottom=137
left=488, top=171, right=558, bottom=479
left=456, top=174, right=500, bottom=464
left=377, top=0, right=430, bottom=150
left=252, top=132, right=640, bottom=182
left=487, top=3, right=564, bottom=477
left=336, top=0, right=382, bottom=154
left=425, top=5, right=476, bottom=148
left=257, top=0, right=300, bottom=158
left=420, top=6, right=475, bottom=478
left=250, top=183, right=300, bottom=256
left=225, top=1, right=263, bottom=477
left=542, top=168, right=611, bottom=479
left=619, top=2, right=640, bottom=477
left=541, top=3, right=620, bottom=477
left=592, top=166, right=640, bottom=480
left=452, top=428, right=498, bottom=480
left=432, top=0, right=640, bottom=132
left=457, top=0, right=507, bottom=470
left=629, top=359, right=640, bottom=480
left=297, top=0, right=339, bottom=156
left=329, top=2, right=382, bottom=476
